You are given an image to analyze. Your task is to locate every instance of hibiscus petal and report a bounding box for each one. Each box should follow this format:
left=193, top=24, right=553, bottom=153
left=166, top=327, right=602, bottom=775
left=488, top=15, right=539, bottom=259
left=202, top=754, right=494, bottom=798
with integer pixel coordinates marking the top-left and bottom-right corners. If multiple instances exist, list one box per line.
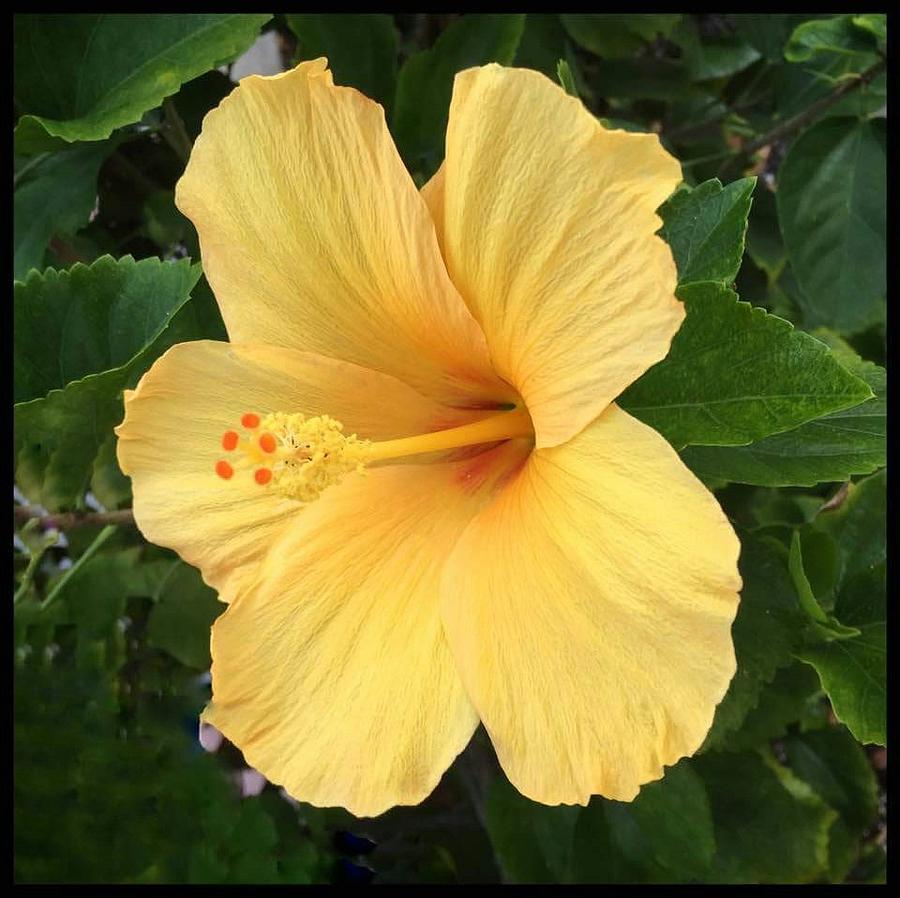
left=429, top=64, right=684, bottom=447
left=440, top=403, right=741, bottom=805
left=205, top=440, right=531, bottom=817
left=116, top=339, right=477, bottom=603
left=176, top=59, right=510, bottom=408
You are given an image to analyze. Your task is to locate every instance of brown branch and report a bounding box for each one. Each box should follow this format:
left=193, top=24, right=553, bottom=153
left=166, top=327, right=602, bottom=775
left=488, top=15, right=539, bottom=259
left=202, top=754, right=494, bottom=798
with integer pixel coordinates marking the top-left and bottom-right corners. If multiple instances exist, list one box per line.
left=14, top=506, right=135, bottom=530
left=720, top=57, right=886, bottom=177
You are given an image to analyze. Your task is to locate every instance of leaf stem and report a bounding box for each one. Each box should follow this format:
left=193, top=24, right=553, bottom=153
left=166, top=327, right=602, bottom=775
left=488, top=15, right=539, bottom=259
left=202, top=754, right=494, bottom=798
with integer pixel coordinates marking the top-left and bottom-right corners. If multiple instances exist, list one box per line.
left=39, top=525, right=117, bottom=612
left=719, top=57, right=886, bottom=177
left=160, top=98, right=193, bottom=165
left=14, top=505, right=135, bottom=530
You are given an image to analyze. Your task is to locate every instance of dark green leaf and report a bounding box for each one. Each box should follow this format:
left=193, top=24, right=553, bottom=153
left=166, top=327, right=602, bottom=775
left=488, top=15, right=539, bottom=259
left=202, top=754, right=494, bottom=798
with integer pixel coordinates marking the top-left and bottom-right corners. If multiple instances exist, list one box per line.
left=560, top=14, right=681, bottom=59
left=814, top=468, right=886, bottom=589
left=391, top=14, right=525, bottom=176
left=703, top=534, right=807, bottom=748
left=286, top=14, right=398, bottom=109
left=591, top=58, right=702, bottom=101
left=659, top=177, right=756, bottom=285
left=745, top=183, right=785, bottom=280
left=619, top=283, right=872, bottom=449
left=777, top=118, right=886, bottom=335
left=785, top=726, right=879, bottom=881
left=14, top=142, right=115, bottom=280
left=731, top=14, right=809, bottom=62
left=851, top=14, right=887, bottom=48
left=14, top=14, right=271, bottom=151
left=719, top=663, right=823, bottom=752
left=671, top=18, right=761, bottom=81
left=484, top=776, right=579, bottom=883
left=514, top=14, right=569, bottom=79
left=148, top=561, right=223, bottom=670
left=572, top=762, right=714, bottom=883
left=696, top=749, right=835, bottom=882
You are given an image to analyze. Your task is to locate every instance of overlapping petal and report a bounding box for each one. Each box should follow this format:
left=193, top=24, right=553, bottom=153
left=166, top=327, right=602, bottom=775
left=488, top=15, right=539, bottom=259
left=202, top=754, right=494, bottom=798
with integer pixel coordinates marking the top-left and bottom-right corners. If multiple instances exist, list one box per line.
left=176, top=59, right=511, bottom=408
left=440, top=403, right=741, bottom=805
left=205, top=440, right=531, bottom=817
left=425, top=65, right=684, bottom=448
left=116, top=340, right=481, bottom=603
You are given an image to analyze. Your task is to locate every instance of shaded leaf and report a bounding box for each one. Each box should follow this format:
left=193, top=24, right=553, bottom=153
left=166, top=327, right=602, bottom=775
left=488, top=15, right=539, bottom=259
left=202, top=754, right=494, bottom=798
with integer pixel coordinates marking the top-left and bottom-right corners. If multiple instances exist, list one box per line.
left=777, top=118, right=886, bottom=335
left=560, top=14, right=680, bottom=59
left=696, top=749, right=835, bottom=883
left=147, top=561, right=223, bottom=669
left=703, top=533, right=807, bottom=748
left=484, top=776, right=579, bottom=883
left=286, top=14, right=398, bottom=109
left=391, top=14, right=525, bottom=177
left=14, top=141, right=115, bottom=280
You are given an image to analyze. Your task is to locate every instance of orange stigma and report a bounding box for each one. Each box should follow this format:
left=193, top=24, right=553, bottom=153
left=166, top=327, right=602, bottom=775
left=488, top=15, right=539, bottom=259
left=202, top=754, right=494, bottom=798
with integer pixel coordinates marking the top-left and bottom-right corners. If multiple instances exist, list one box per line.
left=241, top=412, right=260, bottom=429
left=215, top=460, right=234, bottom=480
left=254, top=468, right=273, bottom=485
left=222, top=430, right=239, bottom=451
left=259, top=432, right=277, bottom=453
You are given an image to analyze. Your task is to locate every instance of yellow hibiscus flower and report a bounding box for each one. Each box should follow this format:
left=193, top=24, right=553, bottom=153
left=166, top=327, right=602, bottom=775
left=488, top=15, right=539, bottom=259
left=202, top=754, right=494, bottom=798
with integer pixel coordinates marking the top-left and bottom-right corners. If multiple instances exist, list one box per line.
left=115, top=58, right=741, bottom=817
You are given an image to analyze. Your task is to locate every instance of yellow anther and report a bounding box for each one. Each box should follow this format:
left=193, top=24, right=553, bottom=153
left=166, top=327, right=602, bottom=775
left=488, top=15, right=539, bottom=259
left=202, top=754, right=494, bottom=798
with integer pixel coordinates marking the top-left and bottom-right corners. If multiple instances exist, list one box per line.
left=259, top=412, right=372, bottom=503
left=217, top=407, right=534, bottom=504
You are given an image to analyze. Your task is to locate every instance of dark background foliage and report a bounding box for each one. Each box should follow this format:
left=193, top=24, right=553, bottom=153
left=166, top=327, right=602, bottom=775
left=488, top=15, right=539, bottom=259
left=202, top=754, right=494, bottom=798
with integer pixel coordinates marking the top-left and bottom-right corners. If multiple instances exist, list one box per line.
left=14, top=13, right=886, bottom=884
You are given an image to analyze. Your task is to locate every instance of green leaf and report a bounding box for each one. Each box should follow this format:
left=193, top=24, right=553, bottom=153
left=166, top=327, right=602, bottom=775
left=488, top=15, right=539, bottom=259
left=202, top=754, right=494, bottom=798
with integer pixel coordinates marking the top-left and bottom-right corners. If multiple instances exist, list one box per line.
left=696, top=750, right=836, bottom=883
left=285, top=14, right=398, bottom=109
left=572, top=762, right=714, bottom=883
left=703, top=533, right=807, bottom=748
left=745, top=183, right=785, bottom=280
left=147, top=561, right=222, bottom=669
left=658, top=177, right=756, bottom=285
left=14, top=141, right=116, bottom=281
left=777, top=118, right=886, bottom=335
left=15, top=255, right=199, bottom=404
left=719, top=663, right=823, bottom=752
left=785, top=15, right=881, bottom=62
left=484, top=776, right=579, bottom=883
left=798, top=563, right=885, bottom=745
left=14, top=256, right=202, bottom=510
left=514, top=14, right=569, bottom=79
left=671, top=17, right=761, bottom=81
left=814, top=468, right=886, bottom=589
left=619, top=283, right=872, bottom=449
left=784, top=726, right=879, bottom=881
left=851, top=14, right=887, bottom=48
left=556, top=59, right=578, bottom=97
left=789, top=531, right=860, bottom=639
left=14, top=14, right=271, bottom=151
left=560, top=14, right=681, bottom=59
left=391, top=14, right=526, bottom=176
left=732, top=14, right=809, bottom=61
left=590, top=58, right=702, bottom=101
left=680, top=334, right=885, bottom=487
